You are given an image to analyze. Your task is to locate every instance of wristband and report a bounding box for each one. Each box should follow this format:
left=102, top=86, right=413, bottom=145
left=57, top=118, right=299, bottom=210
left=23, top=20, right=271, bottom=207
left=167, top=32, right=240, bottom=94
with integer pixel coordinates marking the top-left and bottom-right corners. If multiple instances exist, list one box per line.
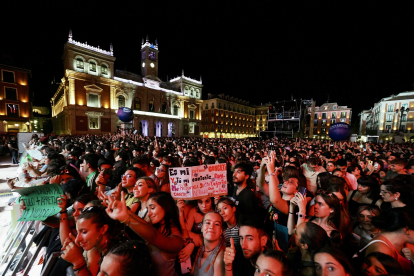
left=60, top=210, right=67, bottom=214
left=268, top=172, right=276, bottom=176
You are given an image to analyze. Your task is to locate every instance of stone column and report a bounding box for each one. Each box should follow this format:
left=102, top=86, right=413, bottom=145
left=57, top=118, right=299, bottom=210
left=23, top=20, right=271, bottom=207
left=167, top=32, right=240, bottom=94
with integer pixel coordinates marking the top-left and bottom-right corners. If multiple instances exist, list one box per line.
left=68, top=77, right=76, bottom=105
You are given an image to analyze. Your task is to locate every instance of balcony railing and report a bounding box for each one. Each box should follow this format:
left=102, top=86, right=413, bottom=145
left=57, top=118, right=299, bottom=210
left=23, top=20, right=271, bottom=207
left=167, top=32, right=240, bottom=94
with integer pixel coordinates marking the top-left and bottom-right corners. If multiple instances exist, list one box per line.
left=382, top=130, right=390, bottom=133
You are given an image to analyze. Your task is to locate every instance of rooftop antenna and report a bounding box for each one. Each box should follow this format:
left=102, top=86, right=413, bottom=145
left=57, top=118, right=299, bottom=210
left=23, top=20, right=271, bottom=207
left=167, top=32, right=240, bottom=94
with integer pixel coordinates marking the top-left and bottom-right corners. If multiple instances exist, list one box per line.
left=326, top=94, right=330, bottom=103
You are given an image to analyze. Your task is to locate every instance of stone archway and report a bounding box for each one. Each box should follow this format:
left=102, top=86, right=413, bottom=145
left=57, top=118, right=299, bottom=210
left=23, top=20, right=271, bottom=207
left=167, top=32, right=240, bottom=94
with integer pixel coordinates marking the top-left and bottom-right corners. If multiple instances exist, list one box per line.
left=168, top=122, right=176, bottom=137
left=140, top=120, right=148, bottom=136
left=155, top=121, right=162, bottom=137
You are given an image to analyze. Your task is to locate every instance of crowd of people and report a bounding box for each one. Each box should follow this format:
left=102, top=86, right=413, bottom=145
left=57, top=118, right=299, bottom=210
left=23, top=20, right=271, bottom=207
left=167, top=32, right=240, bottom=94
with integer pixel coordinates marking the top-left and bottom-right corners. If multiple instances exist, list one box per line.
left=7, top=131, right=414, bottom=276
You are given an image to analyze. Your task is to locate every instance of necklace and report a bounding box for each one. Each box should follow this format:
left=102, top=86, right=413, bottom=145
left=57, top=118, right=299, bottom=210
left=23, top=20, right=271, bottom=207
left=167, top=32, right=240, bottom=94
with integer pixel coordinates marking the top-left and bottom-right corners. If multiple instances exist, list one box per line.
left=203, top=246, right=215, bottom=253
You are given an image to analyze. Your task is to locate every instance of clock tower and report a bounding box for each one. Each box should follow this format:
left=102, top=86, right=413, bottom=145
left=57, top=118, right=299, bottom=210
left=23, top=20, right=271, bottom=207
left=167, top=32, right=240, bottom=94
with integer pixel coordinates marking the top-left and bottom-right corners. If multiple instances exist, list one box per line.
left=141, top=35, right=159, bottom=77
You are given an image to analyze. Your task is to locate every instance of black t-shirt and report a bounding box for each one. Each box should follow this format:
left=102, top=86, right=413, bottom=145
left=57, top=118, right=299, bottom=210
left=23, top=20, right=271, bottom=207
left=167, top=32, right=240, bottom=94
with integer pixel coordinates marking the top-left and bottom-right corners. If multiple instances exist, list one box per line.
left=7, top=140, right=18, bottom=150
left=232, top=186, right=259, bottom=222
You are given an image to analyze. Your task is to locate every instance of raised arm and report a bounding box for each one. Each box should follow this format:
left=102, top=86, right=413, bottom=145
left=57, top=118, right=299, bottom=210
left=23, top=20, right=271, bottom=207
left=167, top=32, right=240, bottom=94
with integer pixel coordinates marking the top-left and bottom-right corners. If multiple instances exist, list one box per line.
left=107, top=192, right=183, bottom=253
left=256, top=158, right=269, bottom=196
left=266, top=152, right=288, bottom=214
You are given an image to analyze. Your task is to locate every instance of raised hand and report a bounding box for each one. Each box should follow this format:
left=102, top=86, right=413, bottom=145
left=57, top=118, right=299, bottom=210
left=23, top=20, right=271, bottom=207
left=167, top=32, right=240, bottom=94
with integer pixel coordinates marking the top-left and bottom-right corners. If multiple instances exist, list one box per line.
left=178, top=243, right=195, bottom=263
left=224, top=237, right=236, bottom=268
left=61, top=233, right=85, bottom=266
left=294, top=192, right=307, bottom=212
left=105, top=191, right=129, bottom=222
left=57, top=195, right=68, bottom=212
left=50, top=175, right=62, bottom=185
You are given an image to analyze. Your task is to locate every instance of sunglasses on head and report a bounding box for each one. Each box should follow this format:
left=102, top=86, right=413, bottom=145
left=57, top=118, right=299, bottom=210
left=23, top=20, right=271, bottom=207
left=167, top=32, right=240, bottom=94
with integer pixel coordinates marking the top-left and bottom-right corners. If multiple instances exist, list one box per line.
left=59, top=169, right=71, bottom=175
left=81, top=206, right=101, bottom=213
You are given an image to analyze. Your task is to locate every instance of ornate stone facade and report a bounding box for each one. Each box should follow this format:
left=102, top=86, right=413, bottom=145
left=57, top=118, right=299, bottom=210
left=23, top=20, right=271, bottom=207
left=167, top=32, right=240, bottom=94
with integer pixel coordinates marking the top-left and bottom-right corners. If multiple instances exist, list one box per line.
left=51, top=31, right=202, bottom=136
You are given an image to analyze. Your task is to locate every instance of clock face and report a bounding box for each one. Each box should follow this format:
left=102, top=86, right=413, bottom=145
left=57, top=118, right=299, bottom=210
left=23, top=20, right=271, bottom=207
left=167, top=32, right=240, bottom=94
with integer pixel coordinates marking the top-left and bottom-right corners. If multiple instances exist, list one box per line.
left=142, top=62, right=145, bottom=68
left=150, top=63, right=155, bottom=68
left=141, top=51, right=146, bottom=60
left=149, top=51, right=156, bottom=60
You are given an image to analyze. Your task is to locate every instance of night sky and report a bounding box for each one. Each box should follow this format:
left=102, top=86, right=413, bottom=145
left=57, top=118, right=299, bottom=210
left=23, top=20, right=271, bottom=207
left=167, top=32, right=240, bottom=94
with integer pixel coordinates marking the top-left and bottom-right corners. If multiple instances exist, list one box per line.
left=2, top=1, right=414, bottom=125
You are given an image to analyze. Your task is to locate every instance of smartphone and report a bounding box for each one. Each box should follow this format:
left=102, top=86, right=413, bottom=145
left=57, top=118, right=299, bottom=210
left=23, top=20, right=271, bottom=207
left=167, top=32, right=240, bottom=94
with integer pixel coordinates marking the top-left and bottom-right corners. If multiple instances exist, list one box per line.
left=103, top=168, right=112, bottom=177
left=363, top=148, right=366, bottom=151
left=180, top=257, right=192, bottom=274
left=369, top=160, right=373, bottom=165
left=297, top=186, right=307, bottom=196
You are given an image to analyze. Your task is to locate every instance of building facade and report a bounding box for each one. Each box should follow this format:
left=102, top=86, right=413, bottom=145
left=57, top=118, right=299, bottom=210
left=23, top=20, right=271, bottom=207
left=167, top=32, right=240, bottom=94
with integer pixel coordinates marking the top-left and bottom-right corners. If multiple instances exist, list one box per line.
left=51, top=31, right=202, bottom=136
left=254, top=104, right=270, bottom=135
left=0, top=62, right=32, bottom=132
left=201, top=94, right=256, bottom=138
left=359, top=91, right=414, bottom=140
left=305, top=102, right=352, bottom=139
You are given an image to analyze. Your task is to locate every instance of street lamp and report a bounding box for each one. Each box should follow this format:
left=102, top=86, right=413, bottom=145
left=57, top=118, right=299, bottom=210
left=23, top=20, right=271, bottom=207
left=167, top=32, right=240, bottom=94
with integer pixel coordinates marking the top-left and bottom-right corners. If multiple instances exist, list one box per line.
left=395, top=106, right=409, bottom=134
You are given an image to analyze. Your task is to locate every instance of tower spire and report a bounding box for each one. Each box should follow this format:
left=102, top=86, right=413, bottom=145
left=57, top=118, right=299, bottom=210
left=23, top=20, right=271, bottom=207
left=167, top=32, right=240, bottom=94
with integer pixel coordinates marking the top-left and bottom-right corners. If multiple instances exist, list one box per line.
left=182, top=69, right=184, bottom=76
left=68, top=29, right=73, bottom=42
left=110, top=43, right=113, bottom=54
left=146, top=34, right=149, bottom=42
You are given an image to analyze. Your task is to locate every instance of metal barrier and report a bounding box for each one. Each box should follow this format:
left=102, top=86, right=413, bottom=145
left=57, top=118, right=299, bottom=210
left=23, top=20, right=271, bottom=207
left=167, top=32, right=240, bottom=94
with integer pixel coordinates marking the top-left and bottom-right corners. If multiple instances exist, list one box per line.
left=0, top=220, right=52, bottom=276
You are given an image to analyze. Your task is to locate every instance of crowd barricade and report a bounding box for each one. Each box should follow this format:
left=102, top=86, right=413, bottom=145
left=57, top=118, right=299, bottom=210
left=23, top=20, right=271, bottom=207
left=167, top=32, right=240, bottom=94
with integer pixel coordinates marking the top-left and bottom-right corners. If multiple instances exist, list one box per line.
left=0, top=218, right=52, bottom=276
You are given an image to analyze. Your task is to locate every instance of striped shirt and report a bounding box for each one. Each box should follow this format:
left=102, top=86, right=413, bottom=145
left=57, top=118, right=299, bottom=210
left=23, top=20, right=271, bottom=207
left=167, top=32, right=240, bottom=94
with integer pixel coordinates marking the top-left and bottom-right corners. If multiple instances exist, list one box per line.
left=223, top=224, right=240, bottom=247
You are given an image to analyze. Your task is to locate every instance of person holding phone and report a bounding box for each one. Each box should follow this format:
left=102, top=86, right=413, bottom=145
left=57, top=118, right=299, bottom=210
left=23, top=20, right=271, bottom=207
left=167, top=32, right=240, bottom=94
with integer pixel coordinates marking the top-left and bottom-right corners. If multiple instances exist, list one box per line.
left=264, top=151, right=306, bottom=252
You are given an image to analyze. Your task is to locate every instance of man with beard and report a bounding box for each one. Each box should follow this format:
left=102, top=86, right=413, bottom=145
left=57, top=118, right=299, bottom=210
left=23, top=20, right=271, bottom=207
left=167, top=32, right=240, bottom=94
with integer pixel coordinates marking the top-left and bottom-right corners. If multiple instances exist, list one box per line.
left=224, top=220, right=268, bottom=276
left=231, top=162, right=258, bottom=222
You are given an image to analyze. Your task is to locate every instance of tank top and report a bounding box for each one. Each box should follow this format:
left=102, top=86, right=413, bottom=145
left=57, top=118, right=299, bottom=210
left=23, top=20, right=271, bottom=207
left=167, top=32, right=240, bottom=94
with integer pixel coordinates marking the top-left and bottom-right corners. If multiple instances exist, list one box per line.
left=359, top=235, right=414, bottom=275
left=151, top=250, right=178, bottom=276
left=194, top=238, right=223, bottom=276
left=191, top=222, right=203, bottom=234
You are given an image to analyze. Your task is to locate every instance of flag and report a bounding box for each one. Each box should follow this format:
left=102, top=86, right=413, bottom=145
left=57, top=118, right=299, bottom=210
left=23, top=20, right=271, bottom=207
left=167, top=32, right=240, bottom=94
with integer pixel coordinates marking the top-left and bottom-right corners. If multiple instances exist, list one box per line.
left=158, top=94, right=163, bottom=112
left=151, top=96, right=154, bottom=111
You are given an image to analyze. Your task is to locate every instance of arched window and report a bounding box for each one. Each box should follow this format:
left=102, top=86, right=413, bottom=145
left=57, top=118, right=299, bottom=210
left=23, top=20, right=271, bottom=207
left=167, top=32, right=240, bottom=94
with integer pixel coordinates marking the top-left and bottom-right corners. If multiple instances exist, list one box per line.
left=173, top=105, right=179, bottom=116
left=118, top=95, right=125, bottom=108
left=134, top=97, right=141, bottom=110
left=101, top=64, right=108, bottom=75
left=76, top=58, right=84, bottom=69
left=89, top=61, right=96, bottom=72
left=149, top=99, right=154, bottom=112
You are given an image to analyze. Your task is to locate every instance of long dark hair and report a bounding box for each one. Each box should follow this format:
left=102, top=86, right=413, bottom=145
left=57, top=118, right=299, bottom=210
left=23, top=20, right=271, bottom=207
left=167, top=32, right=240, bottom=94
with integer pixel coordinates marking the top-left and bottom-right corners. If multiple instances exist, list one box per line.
left=314, top=191, right=341, bottom=231
left=364, top=252, right=403, bottom=275
left=357, top=175, right=380, bottom=200
left=148, top=192, right=181, bottom=236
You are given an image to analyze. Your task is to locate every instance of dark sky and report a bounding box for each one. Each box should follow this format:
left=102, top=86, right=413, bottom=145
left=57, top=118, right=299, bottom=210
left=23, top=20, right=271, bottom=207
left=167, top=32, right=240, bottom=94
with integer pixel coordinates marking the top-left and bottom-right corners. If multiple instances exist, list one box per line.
left=2, top=1, right=414, bottom=124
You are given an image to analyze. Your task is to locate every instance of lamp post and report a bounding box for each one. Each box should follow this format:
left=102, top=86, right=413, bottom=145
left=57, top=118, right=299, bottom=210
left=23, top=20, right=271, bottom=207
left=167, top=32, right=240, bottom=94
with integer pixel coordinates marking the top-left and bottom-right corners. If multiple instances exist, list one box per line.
left=395, top=106, right=409, bottom=134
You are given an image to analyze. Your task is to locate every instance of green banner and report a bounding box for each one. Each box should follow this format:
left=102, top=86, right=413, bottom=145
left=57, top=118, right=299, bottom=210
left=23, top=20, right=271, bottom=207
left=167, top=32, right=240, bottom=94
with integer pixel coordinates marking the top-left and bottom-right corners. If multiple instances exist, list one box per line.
left=16, top=184, right=63, bottom=221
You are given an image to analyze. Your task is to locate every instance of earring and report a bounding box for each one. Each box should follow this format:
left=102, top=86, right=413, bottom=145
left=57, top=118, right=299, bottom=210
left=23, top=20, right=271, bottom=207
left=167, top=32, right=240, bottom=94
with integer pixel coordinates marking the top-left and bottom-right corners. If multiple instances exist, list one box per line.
left=395, top=198, right=399, bottom=201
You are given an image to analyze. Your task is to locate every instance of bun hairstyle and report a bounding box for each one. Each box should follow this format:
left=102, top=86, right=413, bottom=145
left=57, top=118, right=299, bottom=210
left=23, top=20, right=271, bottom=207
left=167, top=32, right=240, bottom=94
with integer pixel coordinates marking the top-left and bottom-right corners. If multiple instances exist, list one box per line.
left=371, top=207, right=414, bottom=232
left=381, top=175, right=414, bottom=205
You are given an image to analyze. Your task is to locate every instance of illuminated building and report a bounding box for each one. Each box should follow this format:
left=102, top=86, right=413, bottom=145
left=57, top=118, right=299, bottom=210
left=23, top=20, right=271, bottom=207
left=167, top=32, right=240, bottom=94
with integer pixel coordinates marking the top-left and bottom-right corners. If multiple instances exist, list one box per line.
left=51, top=31, right=202, bottom=136
left=201, top=94, right=255, bottom=138
left=0, top=57, right=32, bottom=133
left=360, top=91, right=414, bottom=141
left=305, top=102, right=352, bottom=139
